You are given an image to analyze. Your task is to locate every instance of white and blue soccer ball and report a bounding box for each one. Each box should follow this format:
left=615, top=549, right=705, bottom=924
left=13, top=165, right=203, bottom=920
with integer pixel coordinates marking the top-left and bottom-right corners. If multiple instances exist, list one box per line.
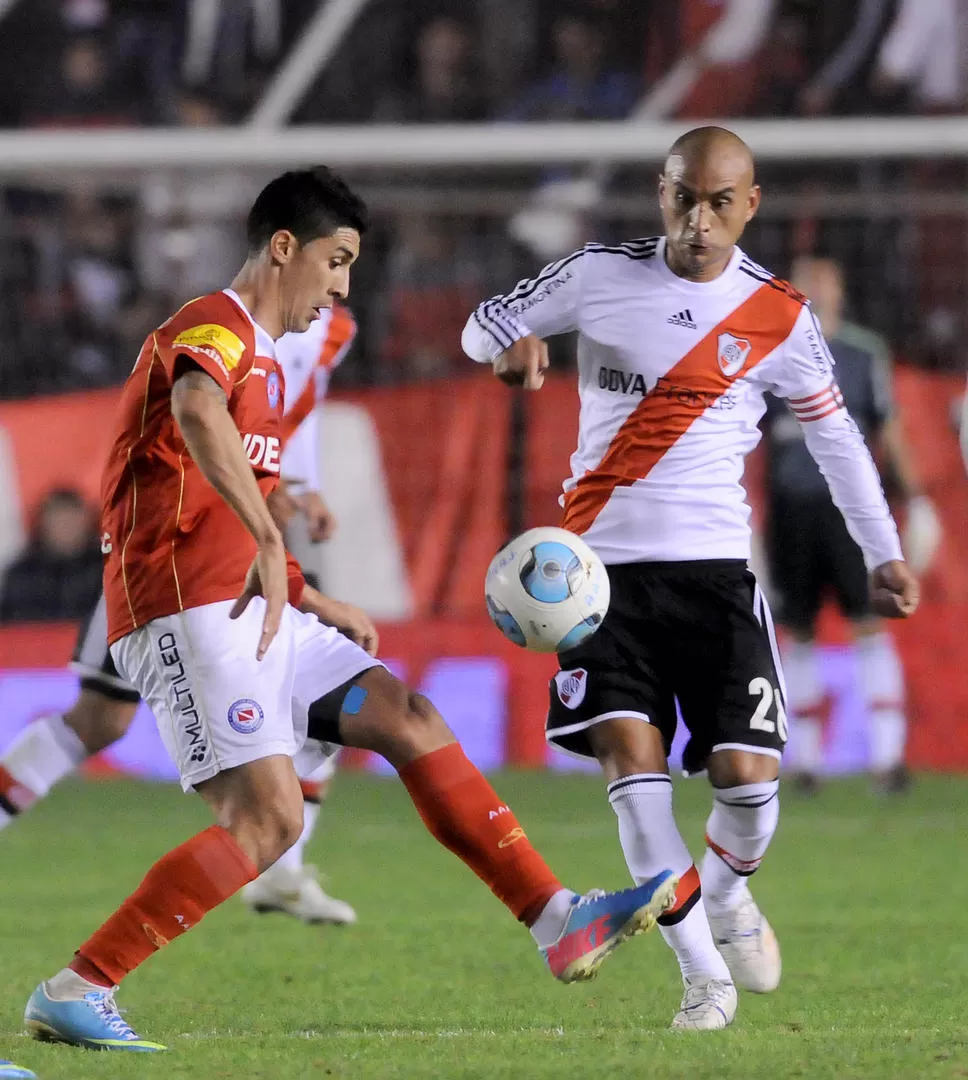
left=484, top=526, right=610, bottom=653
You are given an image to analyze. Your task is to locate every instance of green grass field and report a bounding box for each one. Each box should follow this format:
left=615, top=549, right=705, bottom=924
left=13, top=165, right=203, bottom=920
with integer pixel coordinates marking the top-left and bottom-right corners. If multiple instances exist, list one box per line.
left=2, top=772, right=967, bottom=1080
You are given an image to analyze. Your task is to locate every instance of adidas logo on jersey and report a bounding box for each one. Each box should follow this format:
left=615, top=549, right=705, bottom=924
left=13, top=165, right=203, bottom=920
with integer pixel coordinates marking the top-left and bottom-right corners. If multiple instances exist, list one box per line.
left=667, top=309, right=697, bottom=329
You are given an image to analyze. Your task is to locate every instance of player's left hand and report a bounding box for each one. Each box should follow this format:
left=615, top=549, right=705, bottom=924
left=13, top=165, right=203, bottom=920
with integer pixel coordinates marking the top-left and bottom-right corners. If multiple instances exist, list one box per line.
left=300, top=586, right=379, bottom=655
left=301, top=490, right=337, bottom=543
left=869, top=559, right=920, bottom=619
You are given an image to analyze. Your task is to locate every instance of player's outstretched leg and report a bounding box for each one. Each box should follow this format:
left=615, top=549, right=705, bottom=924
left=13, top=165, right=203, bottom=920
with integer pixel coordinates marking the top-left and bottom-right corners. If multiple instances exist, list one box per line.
left=587, top=720, right=737, bottom=1030
left=241, top=756, right=357, bottom=924
left=701, top=754, right=782, bottom=994
left=322, top=668, right=677, bottom=983
left=25, top=754, right=303, bottom=1051
left=0, top=690, right=136, bottom=830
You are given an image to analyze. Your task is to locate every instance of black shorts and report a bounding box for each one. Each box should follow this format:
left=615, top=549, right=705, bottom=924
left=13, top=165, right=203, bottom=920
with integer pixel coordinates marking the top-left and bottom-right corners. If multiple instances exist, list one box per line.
left=767, top=494, right=869, bottom=633
left=546, top=560, right=788, bottom=774
left=70, top=593, right=141, bottom=703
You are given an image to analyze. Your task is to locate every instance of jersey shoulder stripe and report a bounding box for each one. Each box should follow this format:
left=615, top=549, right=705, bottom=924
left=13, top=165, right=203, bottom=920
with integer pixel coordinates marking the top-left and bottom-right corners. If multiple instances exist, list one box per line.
left=501, top=238, right=660, bottom=305
left=738, top=263, right=808, bottom=305
left=739, top=254, right=773, bottom=279
left=503, top=249, right=587, bottom=303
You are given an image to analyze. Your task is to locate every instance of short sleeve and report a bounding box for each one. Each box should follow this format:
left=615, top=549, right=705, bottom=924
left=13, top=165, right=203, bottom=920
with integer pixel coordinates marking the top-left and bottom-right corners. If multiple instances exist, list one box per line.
left=155, top=293, right=252, bottom=395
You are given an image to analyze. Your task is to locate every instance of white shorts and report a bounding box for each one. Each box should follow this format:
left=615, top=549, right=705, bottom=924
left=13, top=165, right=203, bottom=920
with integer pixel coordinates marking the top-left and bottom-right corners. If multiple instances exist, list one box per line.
left=111, top=598, right=380, bottom=791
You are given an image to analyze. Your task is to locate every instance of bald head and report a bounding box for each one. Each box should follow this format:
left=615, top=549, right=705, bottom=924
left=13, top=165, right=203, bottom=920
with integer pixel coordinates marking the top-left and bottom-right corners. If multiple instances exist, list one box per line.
left=665, top=126, right=755, bottom=184
left=659, top=126, right=760, bottom=282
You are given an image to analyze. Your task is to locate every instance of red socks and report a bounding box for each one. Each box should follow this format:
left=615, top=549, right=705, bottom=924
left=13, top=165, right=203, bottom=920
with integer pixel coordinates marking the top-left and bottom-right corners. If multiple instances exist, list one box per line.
left=400, top=744, right=561, bottom=925
left=68, top=749, right=560, bottom=986
left=71, top=825, right=257, bottom=987
left=0, top=764, right=36, bottom=817
left=657, top=863, right=702, bottom=927
left=299, top=778, right=322, bottom=804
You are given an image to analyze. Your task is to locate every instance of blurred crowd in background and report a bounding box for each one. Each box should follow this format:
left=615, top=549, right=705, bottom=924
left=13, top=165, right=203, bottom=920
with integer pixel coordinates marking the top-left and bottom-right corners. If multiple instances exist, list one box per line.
left=0, top=0, right=966, bottom=622
left=1, top=0, right=966, bottom=400
left=1, top=0, right=963, bottom=128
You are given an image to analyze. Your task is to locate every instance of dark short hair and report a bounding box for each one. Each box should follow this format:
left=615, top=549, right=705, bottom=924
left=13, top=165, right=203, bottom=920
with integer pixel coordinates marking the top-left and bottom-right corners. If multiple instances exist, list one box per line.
left=246, top=167, right=369, bottom=253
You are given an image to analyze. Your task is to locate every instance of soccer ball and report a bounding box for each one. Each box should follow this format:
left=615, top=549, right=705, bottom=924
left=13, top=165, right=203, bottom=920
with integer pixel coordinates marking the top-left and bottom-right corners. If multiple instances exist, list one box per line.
left=484, top=526, right=610, bottom=653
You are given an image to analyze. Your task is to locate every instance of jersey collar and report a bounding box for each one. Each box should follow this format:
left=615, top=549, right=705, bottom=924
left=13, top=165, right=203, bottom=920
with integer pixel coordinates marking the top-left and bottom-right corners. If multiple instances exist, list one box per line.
left=655, top=237, right=745, bottom=294
left=223, top=288, right=277, bottom=358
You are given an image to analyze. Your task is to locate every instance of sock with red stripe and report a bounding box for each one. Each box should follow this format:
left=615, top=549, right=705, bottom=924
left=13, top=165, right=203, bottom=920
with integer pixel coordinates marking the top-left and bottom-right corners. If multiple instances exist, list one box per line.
left=701, top=780, right=779, bottom=915
left=69, top=825, right=258, bottom=986
left=856, top=632, right=907, bottom=772
left=400, top=744, right=563, bottom=926
left=0, top=714, right=87, bottom=827
left=608, top=773, right=730, bottom=982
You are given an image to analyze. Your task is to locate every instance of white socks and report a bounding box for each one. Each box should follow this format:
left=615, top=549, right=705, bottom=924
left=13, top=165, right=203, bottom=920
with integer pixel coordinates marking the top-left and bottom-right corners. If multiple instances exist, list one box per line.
left=273, top=798, right=321, bottom=873
left=608, top=773, right=730, bottom=982
left=529, top=888, right=578, bottom=948
left=46, top=967, right=109, bottom=1000
left=0, top=714, right=88, bottom=826
left=782, top=641, right=825, bottom=774
left=702, top=781, right=779, bottom=914
left=857, top=632, right=907, bottom=772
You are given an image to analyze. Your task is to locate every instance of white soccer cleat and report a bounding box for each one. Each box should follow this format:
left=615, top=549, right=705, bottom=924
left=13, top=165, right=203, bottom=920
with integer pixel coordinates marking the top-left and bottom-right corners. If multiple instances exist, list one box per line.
left=671, top=976, right=738, bottom=1030
left=707, top=889, right=781, bottom=993
left=241, top=864, right=357, bottom=925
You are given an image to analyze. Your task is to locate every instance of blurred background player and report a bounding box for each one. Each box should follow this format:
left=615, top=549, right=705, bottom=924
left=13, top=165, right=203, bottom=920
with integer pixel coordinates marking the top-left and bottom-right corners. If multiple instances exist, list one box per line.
left=0, top=303, right=360, bottom=925
left=463, top=127, right=919, bottom=1031
left=761, top=256, right=941, bottom=795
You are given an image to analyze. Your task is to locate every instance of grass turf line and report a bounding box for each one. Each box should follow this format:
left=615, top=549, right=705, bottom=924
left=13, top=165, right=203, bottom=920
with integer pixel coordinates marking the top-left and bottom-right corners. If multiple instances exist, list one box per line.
left=2, top=772, right=967, bottom=1079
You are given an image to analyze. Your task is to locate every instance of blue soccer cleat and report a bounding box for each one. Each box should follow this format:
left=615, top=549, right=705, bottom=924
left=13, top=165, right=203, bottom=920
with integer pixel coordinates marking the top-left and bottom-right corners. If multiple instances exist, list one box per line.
left=24, top=982, right=166, bottom=1052
left=541, top=870, right=678, bottom=983
left=0, top=1061, right=37, bottom=1079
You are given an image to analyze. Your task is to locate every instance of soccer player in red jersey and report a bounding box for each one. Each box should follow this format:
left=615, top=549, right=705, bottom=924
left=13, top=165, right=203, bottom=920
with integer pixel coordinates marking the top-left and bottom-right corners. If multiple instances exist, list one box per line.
left=23, top=168, right=677, bottom=1052
left=1, top=305, right=361, bottom=925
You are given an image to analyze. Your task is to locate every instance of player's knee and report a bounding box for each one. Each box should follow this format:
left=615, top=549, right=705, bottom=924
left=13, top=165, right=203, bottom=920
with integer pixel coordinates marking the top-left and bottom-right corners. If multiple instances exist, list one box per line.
left=370, top=686, right=453, bottom=764
left=708, top=749, right=779, bottom=788
left=587, top=717, right=666, bottom=782
left=231, top=796, right=304, bottom=871
left=63, top=693, right=136, bottom=754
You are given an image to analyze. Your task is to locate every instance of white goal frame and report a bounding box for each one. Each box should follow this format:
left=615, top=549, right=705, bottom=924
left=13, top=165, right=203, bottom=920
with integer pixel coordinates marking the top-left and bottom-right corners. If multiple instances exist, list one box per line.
left=0, top=117, right=967, bottom=174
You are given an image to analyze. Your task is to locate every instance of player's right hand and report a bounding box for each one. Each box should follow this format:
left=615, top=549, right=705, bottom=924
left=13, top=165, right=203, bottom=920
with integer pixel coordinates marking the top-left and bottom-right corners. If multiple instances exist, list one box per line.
left=493, top=335, right=549, bottom=390
left=229, top=535, right=289, bottom=660
left=869, top=559, right=920, bottom=619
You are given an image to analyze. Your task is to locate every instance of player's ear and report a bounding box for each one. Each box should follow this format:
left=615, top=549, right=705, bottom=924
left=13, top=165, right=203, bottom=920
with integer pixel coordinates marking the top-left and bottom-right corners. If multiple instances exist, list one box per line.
left=745, top=185, right=762, bottom=223
left=268, top=229, right=298, bottom=265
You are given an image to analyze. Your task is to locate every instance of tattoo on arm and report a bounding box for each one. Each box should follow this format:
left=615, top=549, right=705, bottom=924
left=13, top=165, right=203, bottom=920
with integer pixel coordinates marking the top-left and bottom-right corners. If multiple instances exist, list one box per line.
left=171, top=364, right=228, bottom=408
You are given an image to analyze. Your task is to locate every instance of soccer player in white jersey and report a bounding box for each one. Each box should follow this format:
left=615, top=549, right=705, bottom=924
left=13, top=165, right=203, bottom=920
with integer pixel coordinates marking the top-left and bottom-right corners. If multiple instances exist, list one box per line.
left=0, top=307, right=357, bottom=925
left=463, top=126, right=920, bottom=1030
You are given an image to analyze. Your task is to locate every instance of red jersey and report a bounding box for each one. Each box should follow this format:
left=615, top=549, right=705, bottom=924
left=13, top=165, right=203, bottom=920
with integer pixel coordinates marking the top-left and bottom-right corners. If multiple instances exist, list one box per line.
left=101, top=288, right=304, bottom=644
